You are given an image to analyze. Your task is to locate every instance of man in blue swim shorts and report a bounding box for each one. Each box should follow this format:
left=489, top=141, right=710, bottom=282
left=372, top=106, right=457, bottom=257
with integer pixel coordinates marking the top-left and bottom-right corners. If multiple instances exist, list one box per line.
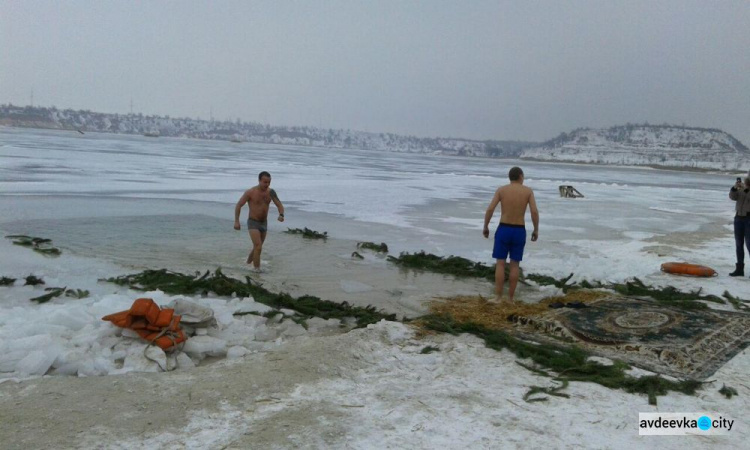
left=483, top=167, right=539, bottom=303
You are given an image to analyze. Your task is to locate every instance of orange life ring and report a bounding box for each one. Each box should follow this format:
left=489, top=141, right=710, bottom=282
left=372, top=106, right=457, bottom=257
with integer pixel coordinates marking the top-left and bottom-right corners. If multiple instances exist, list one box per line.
left=660, top=262, right=717, bottom=277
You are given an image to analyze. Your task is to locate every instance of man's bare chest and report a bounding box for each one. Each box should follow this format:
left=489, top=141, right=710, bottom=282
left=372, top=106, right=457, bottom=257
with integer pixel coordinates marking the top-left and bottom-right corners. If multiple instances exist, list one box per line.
left=248, top=192, right=271, bottom=206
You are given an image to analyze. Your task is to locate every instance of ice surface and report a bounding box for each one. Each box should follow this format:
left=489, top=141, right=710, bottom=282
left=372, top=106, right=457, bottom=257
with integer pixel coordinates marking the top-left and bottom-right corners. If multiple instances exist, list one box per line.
left=1, top=128, right=748, bottom=382
left=368, top=319, right=413, bottom=344
left=340, top=280, right=374, bottom=293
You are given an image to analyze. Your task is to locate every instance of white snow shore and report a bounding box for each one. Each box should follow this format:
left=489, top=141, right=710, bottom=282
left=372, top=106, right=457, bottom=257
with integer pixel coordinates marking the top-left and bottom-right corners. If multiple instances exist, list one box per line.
left=0, top=231, right=747, bottom=449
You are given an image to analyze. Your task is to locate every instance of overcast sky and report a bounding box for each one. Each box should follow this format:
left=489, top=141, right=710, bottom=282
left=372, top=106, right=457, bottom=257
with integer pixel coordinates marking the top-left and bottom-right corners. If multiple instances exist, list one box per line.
left=1, top=1, right=749, bottom=144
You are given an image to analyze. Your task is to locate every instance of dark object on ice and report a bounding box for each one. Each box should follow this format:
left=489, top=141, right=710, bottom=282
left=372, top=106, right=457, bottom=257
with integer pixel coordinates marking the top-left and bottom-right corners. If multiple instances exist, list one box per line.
left=284, top=227, right=328, bottom=240
left=565, top=301, right=587, bottom=309
left=31, top=287, right=66, bottom=303
left=387, top=251, right=504, bottom=281
left=0, top=276, right=16, bottom=286
left=549, top=301, right=587, bottom=309
left=24, top=275, right=45, bottom=286
left=523, top=380, right=570, bottom=403
left=77, top=129, right=84, bottom=134
left=719, top=384, right=738, bottom=399
left=559, top=185, right=584, bottom=198
left=351, top=251, right=364, bottom=260
left=357, top=241, right=389, bottom=253
left=729, top=263, right=744, bottom=277
left=5, top=235, right=62, bottom=257
left=6, top=235, right=51, bottom=246
left=29, top=287, right=90, bottom=303
left=420, top=345, right=440, bottom=354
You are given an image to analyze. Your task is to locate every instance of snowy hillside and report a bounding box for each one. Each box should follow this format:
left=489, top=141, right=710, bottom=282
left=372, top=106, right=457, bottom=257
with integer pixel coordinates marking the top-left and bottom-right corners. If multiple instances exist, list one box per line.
left=521, top=124, right=750, bottom=170
left=0, top=104, right=529, bottom=158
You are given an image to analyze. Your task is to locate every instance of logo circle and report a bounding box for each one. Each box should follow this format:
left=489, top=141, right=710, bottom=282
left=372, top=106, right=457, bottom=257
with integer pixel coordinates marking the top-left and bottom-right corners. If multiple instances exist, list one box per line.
left=698, top=416, right=712, bottom=431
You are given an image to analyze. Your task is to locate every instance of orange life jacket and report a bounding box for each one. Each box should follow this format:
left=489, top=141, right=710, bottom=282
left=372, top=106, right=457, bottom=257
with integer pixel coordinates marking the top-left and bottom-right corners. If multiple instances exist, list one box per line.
left=102, top=298, right=187, bottom=350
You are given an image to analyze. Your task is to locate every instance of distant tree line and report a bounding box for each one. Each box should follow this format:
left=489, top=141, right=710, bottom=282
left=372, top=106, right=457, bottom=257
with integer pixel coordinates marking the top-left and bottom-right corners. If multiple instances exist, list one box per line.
left=0, top=104, right=537, bottom=158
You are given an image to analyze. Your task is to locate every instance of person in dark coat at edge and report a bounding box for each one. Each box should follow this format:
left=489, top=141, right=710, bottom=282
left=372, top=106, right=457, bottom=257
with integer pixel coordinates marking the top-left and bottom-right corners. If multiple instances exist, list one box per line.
left=729, top=172, right=750, bottom=276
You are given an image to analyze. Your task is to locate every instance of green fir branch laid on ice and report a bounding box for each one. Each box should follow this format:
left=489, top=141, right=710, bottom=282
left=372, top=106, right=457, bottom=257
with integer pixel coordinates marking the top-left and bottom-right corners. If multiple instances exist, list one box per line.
left=420, top=314, right=702, bottom=405
left=719, top=384, right=738, bottom=399
left=523, top=380, right=570, bottom=402
left=33, top=247, right=62, bottom=256
left=103, top=268, right=396, bottom=327
left=524, top=273, right=606, bottom=292
left=0, top=277, right=16, bottom=286
left=389, top=251, right=746, bottom=311
left=24, top=275, right=45, bottom=286
left=351, top=251, right=364, bottom=260
left=30, top=287, right=66, bottom=303
left=357, top=242, right=389, bottom=253
left=6, top=235, right=52, bottom=246
left=29, top=287, right=90, bottom=303
left=420, top=345, right=440, bottom=354
left=526, top=274, right=745, bottom=311
left=609, top=278, right=723, bottom=310
left=387, top=251, right=503, bottom=281
left=721, top=291, right=749, bottom=311
left=516, top=361, right=551, bottom=378
left=5, top=235, right=62, bottom=257
left=65, top=288, right=90, bottom=299
left=284, top=227, right=328, bottom=240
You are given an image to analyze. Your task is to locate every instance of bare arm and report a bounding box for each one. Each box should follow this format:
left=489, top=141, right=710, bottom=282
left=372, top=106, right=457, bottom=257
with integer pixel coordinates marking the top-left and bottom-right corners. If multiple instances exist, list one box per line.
left=270, top=189, right=285, bottom=222
left=234, top=191, right=249, bottom=229
left=483, top=188, right=501, bottom=238
left=529, top=190, right=539, bottom=241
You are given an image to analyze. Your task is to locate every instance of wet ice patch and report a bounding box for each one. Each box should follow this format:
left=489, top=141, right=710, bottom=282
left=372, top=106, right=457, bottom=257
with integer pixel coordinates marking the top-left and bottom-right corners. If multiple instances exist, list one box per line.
left=340, top=280, right=374, bottom=293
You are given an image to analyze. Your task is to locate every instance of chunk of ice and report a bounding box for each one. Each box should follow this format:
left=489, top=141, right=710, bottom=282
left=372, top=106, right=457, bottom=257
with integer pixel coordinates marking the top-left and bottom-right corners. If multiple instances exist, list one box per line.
left=182, top=336, right=227, bottom=357
left=226, top=346, right=249, bottom=359
left=17, top=350, right=57, bottom=376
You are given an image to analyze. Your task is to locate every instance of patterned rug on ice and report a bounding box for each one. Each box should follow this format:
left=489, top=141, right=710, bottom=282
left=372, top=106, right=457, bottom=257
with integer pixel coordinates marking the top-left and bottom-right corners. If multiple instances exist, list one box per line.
left=509, top=296, right=750, bottom=380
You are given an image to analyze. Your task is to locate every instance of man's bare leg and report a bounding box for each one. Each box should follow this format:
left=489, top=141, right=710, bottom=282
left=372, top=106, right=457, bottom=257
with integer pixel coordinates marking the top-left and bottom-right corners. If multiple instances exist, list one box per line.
left=258, top=231, right=267, bottom=269
left=494, top=259, right=506, bottom=302
left=508, top=260, right=520, bottom=302
left=248, top=229, right=263, bottom=269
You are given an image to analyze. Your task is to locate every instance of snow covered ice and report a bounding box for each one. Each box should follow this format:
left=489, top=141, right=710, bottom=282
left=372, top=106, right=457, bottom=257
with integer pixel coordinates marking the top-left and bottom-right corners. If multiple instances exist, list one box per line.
left=0, top=128, right=748, bottom=448
left=1, top=126, right=748, bottom=376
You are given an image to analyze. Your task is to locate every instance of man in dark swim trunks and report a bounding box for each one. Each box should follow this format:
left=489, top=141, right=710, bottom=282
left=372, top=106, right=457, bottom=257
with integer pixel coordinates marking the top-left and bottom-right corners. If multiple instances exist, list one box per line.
left=234, top=171, right=285, bottom=271
left=483, top=166, right=539, bottom=303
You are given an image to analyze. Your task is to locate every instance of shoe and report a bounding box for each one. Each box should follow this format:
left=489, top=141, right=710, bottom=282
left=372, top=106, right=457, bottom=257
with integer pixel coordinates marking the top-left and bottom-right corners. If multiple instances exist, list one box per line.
left=729, top=263, right=744, bottom=277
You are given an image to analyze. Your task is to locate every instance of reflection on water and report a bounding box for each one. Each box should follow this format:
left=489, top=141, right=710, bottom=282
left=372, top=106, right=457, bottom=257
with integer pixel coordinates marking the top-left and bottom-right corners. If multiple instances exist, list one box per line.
left=5, top=214, right=238, bottom=272
left=4, top=213, right=498, bottom=317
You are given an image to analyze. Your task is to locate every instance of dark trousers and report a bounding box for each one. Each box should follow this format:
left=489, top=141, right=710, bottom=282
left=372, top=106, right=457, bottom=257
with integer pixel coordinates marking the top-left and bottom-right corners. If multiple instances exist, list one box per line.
left=734, top=215, right=750, bottom=264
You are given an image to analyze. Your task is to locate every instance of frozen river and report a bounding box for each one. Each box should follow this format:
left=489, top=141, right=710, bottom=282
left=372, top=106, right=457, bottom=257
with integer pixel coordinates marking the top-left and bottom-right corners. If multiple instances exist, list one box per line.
left=1, top=126, right=748, bottom=305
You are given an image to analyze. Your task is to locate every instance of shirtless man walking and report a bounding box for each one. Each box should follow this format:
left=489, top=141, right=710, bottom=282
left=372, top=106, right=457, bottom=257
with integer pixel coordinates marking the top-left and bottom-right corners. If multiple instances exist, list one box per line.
left=234, top=171, right=285, bottom=271
left=483, top=166, right=539, bottom=303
